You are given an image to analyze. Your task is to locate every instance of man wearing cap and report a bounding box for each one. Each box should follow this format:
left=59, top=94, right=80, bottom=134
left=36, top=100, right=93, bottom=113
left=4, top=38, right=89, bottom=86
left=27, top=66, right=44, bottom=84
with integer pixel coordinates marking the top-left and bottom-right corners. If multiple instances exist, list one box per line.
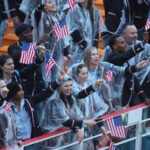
left=8, top=23, right=47, bottom=96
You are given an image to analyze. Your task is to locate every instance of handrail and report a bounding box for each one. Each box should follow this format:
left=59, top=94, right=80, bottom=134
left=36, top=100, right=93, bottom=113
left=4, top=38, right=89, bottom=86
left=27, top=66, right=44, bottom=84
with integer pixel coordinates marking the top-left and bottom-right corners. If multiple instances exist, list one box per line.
left=0, top=102, right=148, bottom=150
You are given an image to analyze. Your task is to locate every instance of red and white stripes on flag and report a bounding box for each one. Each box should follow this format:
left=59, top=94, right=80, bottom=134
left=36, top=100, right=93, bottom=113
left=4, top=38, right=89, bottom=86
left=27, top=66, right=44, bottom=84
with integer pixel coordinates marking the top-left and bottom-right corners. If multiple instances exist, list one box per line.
left=106, top=115, right=126, bottom=138
left=145, top=19, right=150, bottom=30
left=3, top=102, right=12, bottom=115
left=109, top=141, right=119, bottom=150
left=105, top=70, right=113, bottom=81
left=67, top=0, right=76, bottom=10
left=19, top=43, right=36, bottom=64
left=53, top=17, right=68, bottom=41
left=46, top=57, right=56, bottom=78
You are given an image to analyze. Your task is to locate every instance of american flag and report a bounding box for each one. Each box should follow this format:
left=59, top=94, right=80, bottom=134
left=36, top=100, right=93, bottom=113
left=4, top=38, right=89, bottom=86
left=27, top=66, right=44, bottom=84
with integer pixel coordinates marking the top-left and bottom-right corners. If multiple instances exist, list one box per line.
left=106, top=115, right=126, bottom=138
left=109, top=141, right=119, bottom=150
left=3, top=102, right=12, bottom=115
left=46, top=52, right=56, bottom=78
left=19, top=42, right=36, bottom=64
left=53, top=17, right=68, bottom=41
left=145, top=12, right=150, bottom=30
left=105, top=66, right=114, bottom=82
left=67, top=0, right=78, bottom=10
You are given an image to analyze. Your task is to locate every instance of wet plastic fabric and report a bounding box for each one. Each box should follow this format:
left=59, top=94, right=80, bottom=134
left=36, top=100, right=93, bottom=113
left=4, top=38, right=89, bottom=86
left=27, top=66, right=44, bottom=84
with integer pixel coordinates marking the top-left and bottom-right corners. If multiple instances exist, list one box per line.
left=31, top=10, right=64, bottom=82
left=100, top=41, right=150, bottom=86
left=0, top=104, right=18, bottom=149
left=134, top=43, right=150, bottom=85
left=68, top=63, right=109, bottom=119
left=66, top=4, right=105, bottom=64
left=87, top=62, right=125, bottom=109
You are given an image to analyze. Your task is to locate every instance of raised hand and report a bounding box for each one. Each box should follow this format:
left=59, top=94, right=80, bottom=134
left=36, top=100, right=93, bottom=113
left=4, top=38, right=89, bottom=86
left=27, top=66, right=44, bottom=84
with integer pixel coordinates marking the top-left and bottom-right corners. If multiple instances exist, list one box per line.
left=76, top=129, right=83, bottom=144
left=136, top=60, right=148, bottom=69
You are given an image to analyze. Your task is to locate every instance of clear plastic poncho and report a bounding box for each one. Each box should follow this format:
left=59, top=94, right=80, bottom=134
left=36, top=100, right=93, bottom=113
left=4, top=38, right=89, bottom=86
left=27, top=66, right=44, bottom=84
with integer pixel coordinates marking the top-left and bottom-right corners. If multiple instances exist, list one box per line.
left=135, top=43, right=150, bottom=85
left=39, top=77, right=85, bottom=150
left=66, top=4, right=105, bottom=64
left=87, top=62, right=126, bottom=110
left=31, top=9, right=64, bottom=83
left=68, top=63, right=109, bottom=120
left=0, top=106, right=18, bottom=150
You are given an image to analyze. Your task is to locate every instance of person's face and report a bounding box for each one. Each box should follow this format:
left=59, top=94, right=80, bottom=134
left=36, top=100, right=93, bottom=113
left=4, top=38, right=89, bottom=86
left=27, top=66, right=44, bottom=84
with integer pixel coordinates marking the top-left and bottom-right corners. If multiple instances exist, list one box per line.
left=89, top=49, right=99, bottom=66
left=113, top=37, right=127, bottom=53
left=14, top=84, right=24, bottom=100
left=45, top=0, right=56, bottom=13
left=123, top=25, right=138, bottom=45
left=77, top=67, right=88, bottom=84
left=20, top=28, right=33, bottom=42
left=61, top=80, right=73, bottom=96
left=2, top=58, right=14, bottom=75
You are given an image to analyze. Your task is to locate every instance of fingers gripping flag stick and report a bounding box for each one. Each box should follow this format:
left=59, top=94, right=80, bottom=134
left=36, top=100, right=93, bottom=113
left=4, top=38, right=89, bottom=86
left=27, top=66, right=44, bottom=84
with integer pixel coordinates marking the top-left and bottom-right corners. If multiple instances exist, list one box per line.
left=46, top=53, right=56, bottom=79
left=19, top=42, right=36, bottom=64
left=53, top=17, right=68, bottom=41
left=106, top=115, right=126, bottom=138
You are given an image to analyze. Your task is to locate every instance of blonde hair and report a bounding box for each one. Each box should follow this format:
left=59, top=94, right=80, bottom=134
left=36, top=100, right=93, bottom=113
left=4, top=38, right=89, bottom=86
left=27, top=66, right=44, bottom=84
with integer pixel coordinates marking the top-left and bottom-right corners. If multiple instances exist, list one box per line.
left=83, top=46, right=98, bottom=68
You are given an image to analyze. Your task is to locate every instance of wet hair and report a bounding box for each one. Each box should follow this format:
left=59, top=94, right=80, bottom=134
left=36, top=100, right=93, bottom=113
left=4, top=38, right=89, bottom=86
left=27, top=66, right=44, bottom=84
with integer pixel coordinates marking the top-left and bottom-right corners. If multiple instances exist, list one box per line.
left=83, top=46, right=98, bottom=68
left=60, top=78, right=73, bottom=108
left=121, top=23, right=134, bottom=33
left=0, top=55, right=12, bottom=79
left=77, top=64, right=87, bottom=75
left=108, top=34, right=120, bottom=50
left=7, top=82, right=23, bottom=98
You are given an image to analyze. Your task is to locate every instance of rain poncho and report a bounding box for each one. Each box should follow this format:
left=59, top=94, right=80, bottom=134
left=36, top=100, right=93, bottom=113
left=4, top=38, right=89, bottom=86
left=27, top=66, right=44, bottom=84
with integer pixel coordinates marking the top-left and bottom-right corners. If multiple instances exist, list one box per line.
left=101, top=41, right=150, bottom=86
left=87, top=62, right=126, bottom=110
left=66, top=4, right=105, bottom=64
left=31, top=9, right=64, bottom=83
left=127, top=41, right=150, bottom=85
left=68, top=63, right=109, bottom=119
left=39, top=76, right=85, bottom=150
left=0, top=104, right=18, bottom=149
left=19, top=0, right=42, bottom=23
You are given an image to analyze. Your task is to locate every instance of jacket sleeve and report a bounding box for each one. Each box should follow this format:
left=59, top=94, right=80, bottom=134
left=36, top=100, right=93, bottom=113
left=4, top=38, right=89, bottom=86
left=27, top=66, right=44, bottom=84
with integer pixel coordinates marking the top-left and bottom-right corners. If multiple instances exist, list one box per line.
left=63, top=119, right=83, bottom=132
left=29, top=81, right=60, bottom=105
left=93, top=34, right=99, bottom=48
left=34, top=2, right=45, bottom=27
left=108, top=43, right=144, bottom=65
left=19, top=56, right=44, bottom=79
left=77, top=85, right=95, bottom=99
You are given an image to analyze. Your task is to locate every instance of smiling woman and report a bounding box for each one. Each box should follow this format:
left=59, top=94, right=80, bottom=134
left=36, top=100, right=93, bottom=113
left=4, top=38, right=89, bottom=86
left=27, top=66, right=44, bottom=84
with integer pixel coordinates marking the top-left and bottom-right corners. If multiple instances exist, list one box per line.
left=0, top=54, right=44, bottom=85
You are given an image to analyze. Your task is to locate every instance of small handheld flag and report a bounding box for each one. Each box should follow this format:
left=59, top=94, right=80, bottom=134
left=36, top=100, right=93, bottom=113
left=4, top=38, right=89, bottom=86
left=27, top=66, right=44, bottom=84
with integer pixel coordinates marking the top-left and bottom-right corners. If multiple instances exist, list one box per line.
left=105, top=66, right=114, bottom=82
left=106, top=115, right=126, bottom=138
left=67, top=0, right=78, bottom=10
left=145, top=11, right=150, bottom=30
left=109, top=141, right=119, bottom=150
left=19, top=42, right=36, bottom=64
left=46, top=53, right=56, bottom=78
left=53, top=17, right=68, bottom=41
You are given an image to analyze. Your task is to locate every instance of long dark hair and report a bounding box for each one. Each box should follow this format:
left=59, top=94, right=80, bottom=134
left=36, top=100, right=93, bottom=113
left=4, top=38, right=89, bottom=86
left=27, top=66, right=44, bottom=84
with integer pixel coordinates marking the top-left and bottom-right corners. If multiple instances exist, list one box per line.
left=0, top=55, right=12, bottom=79
left=59, top=79, right=73, bottom=108
left=87, top=0, right=94, bottom=25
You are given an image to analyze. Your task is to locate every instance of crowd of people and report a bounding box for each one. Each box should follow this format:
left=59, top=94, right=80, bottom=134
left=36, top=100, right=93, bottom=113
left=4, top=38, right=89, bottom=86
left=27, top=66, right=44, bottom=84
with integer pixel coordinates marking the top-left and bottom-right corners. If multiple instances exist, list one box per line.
left=0, top=0, right=150, bottom=150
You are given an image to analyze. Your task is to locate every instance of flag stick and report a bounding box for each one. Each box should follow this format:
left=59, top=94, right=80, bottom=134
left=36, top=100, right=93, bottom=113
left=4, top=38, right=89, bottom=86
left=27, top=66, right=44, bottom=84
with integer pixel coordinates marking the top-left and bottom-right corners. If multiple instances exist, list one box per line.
left=55, top=62, right=65, bottom=74
left=48, top=29, right=54, bottom=35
